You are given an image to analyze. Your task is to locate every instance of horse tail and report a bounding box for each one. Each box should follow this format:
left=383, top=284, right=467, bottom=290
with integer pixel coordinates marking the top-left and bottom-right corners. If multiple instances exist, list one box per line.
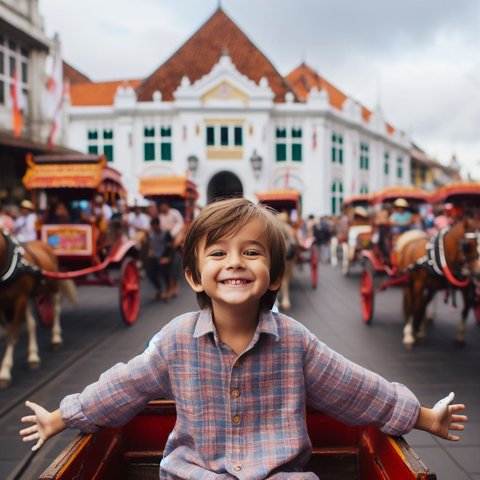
left=59, top=279, right=78, bottom=305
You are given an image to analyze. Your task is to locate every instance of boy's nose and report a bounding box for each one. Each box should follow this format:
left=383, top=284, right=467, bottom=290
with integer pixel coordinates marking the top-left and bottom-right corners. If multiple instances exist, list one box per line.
left=226, top=252, right=245, bottom=268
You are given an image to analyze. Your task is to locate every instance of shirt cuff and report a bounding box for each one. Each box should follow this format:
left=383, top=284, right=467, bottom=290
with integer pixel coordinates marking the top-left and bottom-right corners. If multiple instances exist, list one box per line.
left=60, top=393, right=99, bottom=433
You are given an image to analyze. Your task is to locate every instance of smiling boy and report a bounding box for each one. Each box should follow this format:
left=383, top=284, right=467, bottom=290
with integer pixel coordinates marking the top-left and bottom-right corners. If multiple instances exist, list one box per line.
left=20, top=198, right=466, bottom=479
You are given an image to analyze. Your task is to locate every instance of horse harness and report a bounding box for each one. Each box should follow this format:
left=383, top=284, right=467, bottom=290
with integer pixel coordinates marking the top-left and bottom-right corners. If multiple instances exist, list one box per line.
left=0, top=231, right=41, bottom=287
left=411, top=226, right=479, bottom=288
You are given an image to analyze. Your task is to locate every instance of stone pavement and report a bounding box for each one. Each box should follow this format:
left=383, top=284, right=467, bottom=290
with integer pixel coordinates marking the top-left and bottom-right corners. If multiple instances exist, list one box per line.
left=1, top=263, right=479, bottom=479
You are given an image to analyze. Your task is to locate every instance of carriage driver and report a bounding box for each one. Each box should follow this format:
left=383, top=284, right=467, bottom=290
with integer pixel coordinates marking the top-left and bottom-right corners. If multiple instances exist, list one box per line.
left=389, top=198, right=413, bottom=234
left=20, top=198, right=466, bottom=479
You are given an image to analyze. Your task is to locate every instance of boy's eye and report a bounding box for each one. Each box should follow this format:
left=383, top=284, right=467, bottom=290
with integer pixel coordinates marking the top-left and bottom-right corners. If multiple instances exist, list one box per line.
left=209, top=250, right=225, bottom=257
left=244, top=250, right=260, bottom=257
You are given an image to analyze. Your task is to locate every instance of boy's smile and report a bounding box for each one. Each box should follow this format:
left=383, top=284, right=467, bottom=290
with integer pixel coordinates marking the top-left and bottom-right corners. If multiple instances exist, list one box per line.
left=186, top=219, right=281, bottom=312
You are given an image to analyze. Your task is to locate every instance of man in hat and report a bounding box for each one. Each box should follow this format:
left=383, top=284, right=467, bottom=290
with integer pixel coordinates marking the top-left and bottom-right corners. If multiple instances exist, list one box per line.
left=389, top=198, right=412, bottom=234
left=14, top=200, right=38, bottom=242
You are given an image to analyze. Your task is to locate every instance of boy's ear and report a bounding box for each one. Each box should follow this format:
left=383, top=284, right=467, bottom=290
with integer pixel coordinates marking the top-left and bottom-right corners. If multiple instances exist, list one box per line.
left=268, top=274, right=283, bottom=292
left=185, top=269, right=204, bottom=293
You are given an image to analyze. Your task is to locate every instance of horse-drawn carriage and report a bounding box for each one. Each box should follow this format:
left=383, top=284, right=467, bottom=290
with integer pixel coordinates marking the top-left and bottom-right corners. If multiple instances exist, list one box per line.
left=336, top=194, right=373, bottom=275
left=38, top=399, right=436, bottom=480
left=23, top=153, right=141, bottom=326
left=358, top=186, right=430, bottom=326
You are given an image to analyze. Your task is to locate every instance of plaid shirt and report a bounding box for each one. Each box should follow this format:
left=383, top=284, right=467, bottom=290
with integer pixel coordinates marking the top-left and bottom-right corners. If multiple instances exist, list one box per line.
left=61, top=310, right=420, bottom=479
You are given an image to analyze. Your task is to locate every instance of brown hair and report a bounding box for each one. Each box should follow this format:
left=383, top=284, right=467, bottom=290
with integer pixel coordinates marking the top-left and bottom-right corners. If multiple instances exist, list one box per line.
left=183, top=198, right=286, bottom=311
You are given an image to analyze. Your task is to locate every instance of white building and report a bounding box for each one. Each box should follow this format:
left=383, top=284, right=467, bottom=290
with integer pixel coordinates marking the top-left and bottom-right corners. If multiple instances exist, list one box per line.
left=65, top=7, right=412, bottom=216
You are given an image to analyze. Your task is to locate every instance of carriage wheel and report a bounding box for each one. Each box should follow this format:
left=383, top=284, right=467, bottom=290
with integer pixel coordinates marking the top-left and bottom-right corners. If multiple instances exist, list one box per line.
left=119, top=257, right=140, bottom=326
left=360, top=266, right=375, bottom=325
left=310, top=245, right=318, bottom=289
left=34, top=293, right=54, bottom=327
left=341, top=243, right=350, bottom=276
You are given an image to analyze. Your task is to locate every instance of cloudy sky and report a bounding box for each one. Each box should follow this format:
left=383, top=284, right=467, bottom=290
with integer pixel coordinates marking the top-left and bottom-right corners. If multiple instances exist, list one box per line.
left=40, top=0, right=480, bottom=179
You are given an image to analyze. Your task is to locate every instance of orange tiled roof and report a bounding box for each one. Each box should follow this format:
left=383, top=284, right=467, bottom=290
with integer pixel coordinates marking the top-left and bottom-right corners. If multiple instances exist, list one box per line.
left=287, top=63, right=397, bottom=134
left=135, top=8, right=296, bottom=103
left=70, top=79, right=142, bottom=106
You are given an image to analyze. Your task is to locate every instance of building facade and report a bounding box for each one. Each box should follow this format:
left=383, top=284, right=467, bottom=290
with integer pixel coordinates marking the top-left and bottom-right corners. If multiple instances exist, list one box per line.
left=66, top=8, right=413, bottom=216
left=0, top=0, right=69, bottom=202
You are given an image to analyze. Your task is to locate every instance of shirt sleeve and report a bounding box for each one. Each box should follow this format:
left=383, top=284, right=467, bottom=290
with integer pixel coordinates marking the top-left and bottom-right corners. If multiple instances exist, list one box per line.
left=60, top=332, right=172, bottom=433
left=304, top=332, right=420, bottom=436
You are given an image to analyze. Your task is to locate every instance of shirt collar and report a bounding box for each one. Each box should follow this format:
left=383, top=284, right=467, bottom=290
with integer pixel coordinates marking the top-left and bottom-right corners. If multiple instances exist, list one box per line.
left=193, top=308, right=279, bottom=342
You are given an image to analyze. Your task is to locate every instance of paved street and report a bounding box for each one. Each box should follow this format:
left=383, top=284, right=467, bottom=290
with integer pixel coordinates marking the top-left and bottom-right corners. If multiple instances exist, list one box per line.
left=1, top=263, right=479, bottom=479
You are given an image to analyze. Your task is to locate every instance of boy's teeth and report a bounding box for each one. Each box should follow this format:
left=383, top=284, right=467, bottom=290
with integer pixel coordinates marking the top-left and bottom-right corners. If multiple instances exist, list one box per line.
left=224, top=279, right=246, bottom=285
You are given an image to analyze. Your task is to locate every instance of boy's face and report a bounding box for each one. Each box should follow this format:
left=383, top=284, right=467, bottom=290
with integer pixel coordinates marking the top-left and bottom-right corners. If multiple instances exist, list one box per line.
left=186, top=219, right=281, bottom=311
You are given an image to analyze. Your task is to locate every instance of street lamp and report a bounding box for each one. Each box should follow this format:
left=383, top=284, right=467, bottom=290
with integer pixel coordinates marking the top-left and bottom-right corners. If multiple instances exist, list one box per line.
left=187, top=155, right=199, bottom=176
left=250, top=149, right=262, bottom=178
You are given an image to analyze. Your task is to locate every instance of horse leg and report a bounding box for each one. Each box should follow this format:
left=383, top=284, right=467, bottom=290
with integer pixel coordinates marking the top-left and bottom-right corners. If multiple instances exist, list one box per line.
left=25, top=304, right=41, bottom=369
left=330, top=237, right=338, bottom=266
left=0, top=296, right=28, bottom=388
left=454, top=285, right=474, bottom=345
left=51, top=291, right=63, bottom=349
left=402, top=284, right=415, bottom=348
left=413, top=288, right=434, bottom=342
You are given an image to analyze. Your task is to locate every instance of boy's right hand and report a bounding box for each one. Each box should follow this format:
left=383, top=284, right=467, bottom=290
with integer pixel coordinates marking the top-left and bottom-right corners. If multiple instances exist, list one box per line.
left=20, top=401, right=66, bottom=451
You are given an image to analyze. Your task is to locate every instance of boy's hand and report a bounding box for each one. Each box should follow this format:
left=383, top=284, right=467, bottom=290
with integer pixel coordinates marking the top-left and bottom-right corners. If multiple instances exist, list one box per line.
left=20, top=401, right=66, bottom=451
left=417, top=392, right=467, bottom=441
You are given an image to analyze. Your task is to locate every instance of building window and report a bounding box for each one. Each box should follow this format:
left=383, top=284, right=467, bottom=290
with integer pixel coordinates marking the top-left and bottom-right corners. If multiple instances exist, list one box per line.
left=331, top=179, right=343, bottom=215
left=0, top=34, right=29, bottom=110
left=143, top=125, right=173, bottom=162
left=87, top=128, right=114, bottom=162
left=276, top=126, right=303, bottom=162
left=384, top=152, right=390, bottom=175
left=360, top=143, right=369, bottom=170
left=205, top=124, right=243, bottom=147
left=360, top=184, right=369, bottom=194
left=331, top=132, right=343, bottom=164
left=397, top=156, right=403, bottom=179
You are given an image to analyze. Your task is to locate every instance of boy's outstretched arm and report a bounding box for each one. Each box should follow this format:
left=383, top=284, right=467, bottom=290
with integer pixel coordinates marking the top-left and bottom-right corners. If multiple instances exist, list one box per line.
left=19, top=401, right=67, bottom=451
left=415, top=392, right=467, bottom=441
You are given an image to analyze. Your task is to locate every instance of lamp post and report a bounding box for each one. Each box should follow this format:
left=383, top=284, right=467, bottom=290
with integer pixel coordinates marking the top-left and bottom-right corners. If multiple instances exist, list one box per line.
left=187, top=155, right=199, bottom=176
left=250, top=149, right=262, bottom=178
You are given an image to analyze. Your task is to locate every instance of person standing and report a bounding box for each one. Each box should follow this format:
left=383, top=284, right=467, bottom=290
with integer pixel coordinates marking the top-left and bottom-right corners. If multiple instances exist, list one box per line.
left=158, top=201, right=185, bottom=298
left=14, top=200, right=38, bottom=242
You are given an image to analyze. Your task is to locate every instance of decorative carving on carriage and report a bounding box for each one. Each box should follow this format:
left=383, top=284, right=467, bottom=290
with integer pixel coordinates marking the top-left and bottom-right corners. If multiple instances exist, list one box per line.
left=23, top=153, right=141, bottom=326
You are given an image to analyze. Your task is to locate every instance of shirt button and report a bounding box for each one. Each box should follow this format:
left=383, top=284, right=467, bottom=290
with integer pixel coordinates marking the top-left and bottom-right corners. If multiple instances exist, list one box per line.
left=232, top=414, right=241, bottom=425
left=233, top=464, right=242, bottom=471
left=231, top=389, right=240, bottom=399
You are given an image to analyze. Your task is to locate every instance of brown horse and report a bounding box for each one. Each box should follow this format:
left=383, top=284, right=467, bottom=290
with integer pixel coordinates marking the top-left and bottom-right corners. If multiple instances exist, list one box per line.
left=396, top=219, right=480, bottom=348
left=0, top=231, right=77, bottom=388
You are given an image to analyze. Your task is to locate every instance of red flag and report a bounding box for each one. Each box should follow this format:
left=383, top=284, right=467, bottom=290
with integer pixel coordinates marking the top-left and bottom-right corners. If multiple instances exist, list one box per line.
left=10, top=65, right=24, bottom=137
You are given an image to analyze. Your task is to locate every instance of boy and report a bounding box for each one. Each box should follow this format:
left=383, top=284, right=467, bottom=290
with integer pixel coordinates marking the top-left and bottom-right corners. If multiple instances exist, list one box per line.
left=20, top=198, right=466, bottom=479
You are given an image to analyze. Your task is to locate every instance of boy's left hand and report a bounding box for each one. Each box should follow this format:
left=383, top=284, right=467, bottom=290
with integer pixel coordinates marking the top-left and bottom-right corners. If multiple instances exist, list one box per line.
left=431, top=392, right=467, bottom=441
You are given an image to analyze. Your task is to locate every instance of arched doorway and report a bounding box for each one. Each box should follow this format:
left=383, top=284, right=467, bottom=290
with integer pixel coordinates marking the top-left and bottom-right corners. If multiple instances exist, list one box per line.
left=207, top=171, right=243, bottom=203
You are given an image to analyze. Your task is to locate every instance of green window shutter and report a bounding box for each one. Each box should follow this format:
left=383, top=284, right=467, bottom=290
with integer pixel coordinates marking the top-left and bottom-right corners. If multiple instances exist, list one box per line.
left=144, top=143, right=155, bottom=161
left=88, top=145, right=98, bottom=154
left=331, top=197, right=336, bottom=215
left=292, top=128, right=302, bottom=138
left=276, top=143, right=287, bottom=161
left=144, top=127, right=155, bottom=137
left=88, top=130, right=98, bottom=140
left=161, top=126, right=171, bottom=137
left=103, top=145, right=114, bottom=162
left=161, top=142, right=172, bottom=161
left=220, top=126, right=229, bottom=146
left=339, top=148, right=343, bottom=164
left=206, top=126, right=215, bottom=146
left=276, top=127, right=286, bottom=138
left=331, top=147, right=336, bottom=163
left=234, top=126, right=243, bottom=146
left=292, top=143, right=302, bottom=161
left=103, top=129, right=113, bottom=140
